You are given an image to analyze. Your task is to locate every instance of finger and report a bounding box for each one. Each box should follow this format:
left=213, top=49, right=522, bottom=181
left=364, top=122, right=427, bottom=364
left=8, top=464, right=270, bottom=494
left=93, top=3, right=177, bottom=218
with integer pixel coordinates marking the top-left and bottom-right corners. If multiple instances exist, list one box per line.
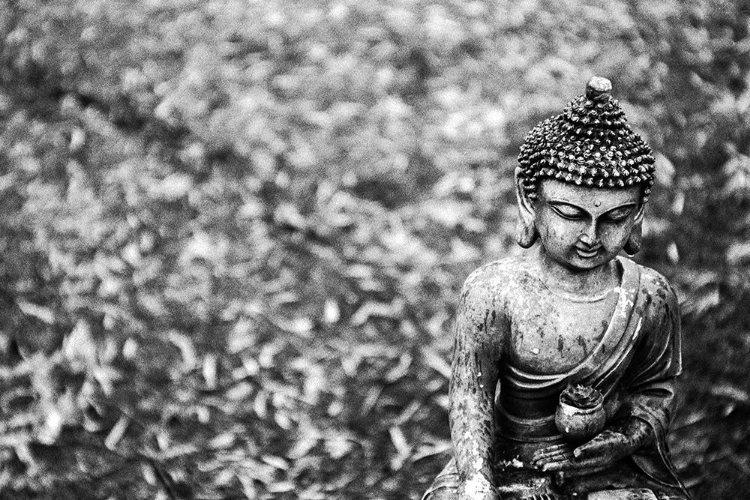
left=553, top=461, right=611, bottom=478
left=541, top=455, right=604, bottom=472
left=534, top=453, right=575, bottom=468
left=533, top=447, right=574, bottom=462
left=573, top=430, right=620, bottom=459
left=540, top=458, right=576, bottom=472
left=531, top=443, right=574, bottom=462
left=532, top=446, right=575, bottom=467
left=573, top=440, right=602, bottom=459
left=533, top=450, right=576, bottom=467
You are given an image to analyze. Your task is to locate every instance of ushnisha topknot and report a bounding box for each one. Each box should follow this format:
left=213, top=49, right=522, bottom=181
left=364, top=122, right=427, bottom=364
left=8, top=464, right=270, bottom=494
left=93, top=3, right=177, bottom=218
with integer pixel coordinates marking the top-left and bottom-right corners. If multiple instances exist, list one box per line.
left=517, top=76, right=656, bottom=201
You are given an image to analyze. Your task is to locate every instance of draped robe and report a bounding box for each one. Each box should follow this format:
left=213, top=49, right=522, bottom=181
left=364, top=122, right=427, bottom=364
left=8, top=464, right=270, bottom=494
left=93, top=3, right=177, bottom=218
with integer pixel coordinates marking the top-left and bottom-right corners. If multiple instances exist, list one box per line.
left=423, top=257, right=690, bottom=500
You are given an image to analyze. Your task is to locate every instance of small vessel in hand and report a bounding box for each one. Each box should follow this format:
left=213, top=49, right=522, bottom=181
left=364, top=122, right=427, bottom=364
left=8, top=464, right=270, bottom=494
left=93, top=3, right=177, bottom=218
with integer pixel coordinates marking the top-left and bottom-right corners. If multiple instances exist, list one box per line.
left=555, top=384, right=605, bottom=442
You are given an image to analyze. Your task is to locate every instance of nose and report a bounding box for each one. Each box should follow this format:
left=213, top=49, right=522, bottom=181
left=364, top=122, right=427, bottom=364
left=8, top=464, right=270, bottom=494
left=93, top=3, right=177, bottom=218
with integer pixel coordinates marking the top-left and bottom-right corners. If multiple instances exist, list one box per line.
left=580, top=221, right=598, bottom=246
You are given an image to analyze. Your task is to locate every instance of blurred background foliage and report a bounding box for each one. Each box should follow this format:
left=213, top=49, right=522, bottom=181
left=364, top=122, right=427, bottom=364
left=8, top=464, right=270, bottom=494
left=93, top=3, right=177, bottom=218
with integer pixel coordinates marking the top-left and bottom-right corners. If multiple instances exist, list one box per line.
left=0, top=0, right=748, bottom=498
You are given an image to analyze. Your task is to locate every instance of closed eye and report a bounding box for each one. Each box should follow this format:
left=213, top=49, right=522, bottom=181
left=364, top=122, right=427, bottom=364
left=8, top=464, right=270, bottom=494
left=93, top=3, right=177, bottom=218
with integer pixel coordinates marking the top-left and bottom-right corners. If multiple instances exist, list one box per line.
left=550, top=203, right=586, bottom=220
left=601, top=206, right=635, bottom=222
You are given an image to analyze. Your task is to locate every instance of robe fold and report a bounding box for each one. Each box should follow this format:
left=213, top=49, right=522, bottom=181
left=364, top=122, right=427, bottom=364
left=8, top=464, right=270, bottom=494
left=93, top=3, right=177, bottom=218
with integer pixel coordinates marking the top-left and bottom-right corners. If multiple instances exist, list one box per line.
left=423, top=257, right=690, bottom=500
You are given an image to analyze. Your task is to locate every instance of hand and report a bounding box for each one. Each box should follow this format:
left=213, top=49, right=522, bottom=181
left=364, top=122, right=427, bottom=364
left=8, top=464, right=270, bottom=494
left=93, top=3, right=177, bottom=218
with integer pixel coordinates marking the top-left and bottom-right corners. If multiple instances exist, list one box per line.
left=531, top=418, right=651, bottom=474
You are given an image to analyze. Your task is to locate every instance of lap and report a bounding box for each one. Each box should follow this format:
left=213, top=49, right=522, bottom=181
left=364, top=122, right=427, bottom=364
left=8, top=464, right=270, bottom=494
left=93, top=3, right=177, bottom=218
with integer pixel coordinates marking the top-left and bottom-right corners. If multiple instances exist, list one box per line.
left=422, top=457, right=688, bottom=500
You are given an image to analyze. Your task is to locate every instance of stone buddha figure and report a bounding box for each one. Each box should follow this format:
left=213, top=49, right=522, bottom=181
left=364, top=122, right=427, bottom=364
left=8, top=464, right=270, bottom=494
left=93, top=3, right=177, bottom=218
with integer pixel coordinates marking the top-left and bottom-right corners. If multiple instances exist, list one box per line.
left=423, top=78, right=691, bottom=500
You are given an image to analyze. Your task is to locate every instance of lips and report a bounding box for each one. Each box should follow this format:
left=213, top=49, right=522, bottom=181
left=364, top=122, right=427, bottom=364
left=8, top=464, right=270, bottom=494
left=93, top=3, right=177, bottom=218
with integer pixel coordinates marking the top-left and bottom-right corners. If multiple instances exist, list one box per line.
left=575, top=246, right=601, bottom=258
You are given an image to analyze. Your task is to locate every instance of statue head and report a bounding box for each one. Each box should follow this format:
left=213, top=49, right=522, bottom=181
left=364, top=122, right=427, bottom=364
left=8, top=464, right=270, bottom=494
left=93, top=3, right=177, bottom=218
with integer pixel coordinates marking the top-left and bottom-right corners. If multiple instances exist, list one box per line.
left=515, top=77, right=655, bottom=258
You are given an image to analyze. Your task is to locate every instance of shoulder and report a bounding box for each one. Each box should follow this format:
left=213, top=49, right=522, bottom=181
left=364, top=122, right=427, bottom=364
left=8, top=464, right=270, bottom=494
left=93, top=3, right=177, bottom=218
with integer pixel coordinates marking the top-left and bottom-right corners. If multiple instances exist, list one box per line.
left=454, top=257, right=523, bottom=351
left=630, top=260, right=680, bottom=324
left=634, top=262, right=679, bottom=305
left=461, top=255, right=526, bottom=302
left=458, top=255, right=536, bottom=319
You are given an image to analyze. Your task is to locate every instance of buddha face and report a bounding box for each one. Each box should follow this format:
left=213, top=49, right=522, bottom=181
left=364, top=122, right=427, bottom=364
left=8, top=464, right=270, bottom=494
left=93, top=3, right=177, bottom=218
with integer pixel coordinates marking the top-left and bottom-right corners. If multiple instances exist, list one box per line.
left=532, top=179, right=643, bottom=271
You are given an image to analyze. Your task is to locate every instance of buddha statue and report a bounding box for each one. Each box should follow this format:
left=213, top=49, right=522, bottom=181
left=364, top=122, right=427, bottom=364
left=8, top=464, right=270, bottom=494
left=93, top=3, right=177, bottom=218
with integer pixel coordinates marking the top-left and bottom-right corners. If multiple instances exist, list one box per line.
left=423, top=77, right=691, bottom=500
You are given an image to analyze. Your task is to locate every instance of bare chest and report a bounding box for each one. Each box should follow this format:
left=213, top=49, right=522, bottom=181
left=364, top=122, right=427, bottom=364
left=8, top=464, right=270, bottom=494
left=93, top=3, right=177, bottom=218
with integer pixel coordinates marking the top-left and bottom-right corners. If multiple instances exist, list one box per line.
left=506, top=291, right=618, bottom=374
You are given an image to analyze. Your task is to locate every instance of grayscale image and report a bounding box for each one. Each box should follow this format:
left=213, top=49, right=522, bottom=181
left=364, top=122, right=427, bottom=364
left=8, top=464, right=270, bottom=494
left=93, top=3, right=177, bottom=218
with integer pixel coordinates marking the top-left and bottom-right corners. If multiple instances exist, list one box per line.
left=0, top=1, right=746, bottom=499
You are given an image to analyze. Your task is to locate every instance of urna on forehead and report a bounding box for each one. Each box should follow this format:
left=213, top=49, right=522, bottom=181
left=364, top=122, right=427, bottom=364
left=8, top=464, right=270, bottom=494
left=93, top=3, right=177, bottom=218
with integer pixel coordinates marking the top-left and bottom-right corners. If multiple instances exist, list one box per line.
left=517, top=76, right=656, bottom=201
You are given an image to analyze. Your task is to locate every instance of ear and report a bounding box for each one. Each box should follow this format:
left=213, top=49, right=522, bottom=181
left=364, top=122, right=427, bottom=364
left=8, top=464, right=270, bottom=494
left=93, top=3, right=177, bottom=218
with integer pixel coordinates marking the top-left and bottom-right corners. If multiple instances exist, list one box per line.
left=623, top=203, right=644, bottom=255
left=515, top=168, right=538, bottom=248
left=515, top=168, right=536, bottom=223
left=633, top=201, right=645, bottom=225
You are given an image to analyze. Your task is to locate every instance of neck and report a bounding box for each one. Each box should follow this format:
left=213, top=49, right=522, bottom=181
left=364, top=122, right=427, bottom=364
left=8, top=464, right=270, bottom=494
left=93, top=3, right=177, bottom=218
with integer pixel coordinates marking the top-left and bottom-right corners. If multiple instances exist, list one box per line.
left=533, top=246, right=619, bottom=297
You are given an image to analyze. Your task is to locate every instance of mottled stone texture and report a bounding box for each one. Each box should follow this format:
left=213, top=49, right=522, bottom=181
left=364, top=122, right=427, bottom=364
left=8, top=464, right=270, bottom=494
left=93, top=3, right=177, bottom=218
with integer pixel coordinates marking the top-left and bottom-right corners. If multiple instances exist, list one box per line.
left=423, top=255, right=689, bottom=500
left=425, top=78, right=690, bottom=500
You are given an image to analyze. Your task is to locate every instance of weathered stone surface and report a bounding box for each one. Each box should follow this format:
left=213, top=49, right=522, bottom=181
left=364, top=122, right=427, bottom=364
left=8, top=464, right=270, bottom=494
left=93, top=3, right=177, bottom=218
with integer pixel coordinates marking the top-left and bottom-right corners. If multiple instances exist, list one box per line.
left=423, top=78, right=690, bottom=500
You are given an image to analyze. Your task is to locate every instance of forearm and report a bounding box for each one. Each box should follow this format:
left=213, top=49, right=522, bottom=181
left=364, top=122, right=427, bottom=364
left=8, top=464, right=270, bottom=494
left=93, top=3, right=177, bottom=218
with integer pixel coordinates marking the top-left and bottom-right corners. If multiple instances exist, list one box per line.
left=450, top=388, right=496, bottom=486
left=617, top=416, right=652, bottom=448
left=620, top=278, right=682, bottom=436
left=618, top=377, right=678, bottom=439
left=448, top=270, right=503, bottom=499
left=449, top=363, right=498, bottom=499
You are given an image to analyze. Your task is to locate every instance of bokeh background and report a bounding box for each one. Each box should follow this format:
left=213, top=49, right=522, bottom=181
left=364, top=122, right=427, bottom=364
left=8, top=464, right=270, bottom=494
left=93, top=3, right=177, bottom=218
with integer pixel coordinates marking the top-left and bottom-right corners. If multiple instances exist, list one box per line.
left=0, top=0, right=748, bottom=498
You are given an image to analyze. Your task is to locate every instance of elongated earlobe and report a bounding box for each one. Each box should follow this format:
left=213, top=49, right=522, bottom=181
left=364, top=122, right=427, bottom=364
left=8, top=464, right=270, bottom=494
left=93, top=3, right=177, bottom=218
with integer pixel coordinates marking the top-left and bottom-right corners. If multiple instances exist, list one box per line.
left=624, top=222, right=642, bottom=255
left=516, top=221, right=538, bottom=248
left=515, top=167, right=538, bottom=249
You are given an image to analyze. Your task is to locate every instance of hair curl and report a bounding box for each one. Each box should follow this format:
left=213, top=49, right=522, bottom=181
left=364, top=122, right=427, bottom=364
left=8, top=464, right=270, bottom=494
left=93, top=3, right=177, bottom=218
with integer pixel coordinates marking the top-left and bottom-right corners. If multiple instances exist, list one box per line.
left=517, top=77, right=656, bottom=201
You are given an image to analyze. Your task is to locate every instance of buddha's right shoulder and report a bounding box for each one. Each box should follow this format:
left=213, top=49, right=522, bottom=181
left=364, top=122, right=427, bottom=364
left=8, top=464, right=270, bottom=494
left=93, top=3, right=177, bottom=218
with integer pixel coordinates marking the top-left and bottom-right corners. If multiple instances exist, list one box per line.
left=460, top=255, right=530, bottom=304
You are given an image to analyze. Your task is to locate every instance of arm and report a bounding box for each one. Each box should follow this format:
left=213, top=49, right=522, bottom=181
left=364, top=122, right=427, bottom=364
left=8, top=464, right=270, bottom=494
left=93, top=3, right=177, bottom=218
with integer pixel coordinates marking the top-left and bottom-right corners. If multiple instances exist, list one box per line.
left=449, top=273, right=502, bottom=500
left=616, top=276, right=681, bottom=436
left=534, top=273, right=682, bottom=473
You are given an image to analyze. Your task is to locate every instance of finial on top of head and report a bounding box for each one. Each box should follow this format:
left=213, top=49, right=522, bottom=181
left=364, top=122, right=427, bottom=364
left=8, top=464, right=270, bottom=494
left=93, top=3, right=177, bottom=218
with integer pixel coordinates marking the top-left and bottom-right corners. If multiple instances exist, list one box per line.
left=585, top=76, right=612, bottom=101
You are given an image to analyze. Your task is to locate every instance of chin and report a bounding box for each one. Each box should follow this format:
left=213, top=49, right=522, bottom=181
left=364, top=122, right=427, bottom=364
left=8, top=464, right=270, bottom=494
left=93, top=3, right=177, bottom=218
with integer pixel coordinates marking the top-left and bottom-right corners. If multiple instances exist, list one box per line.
left=566, top=254, right=614, bottom=270
left=567, top=261, right=600, bottom=271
